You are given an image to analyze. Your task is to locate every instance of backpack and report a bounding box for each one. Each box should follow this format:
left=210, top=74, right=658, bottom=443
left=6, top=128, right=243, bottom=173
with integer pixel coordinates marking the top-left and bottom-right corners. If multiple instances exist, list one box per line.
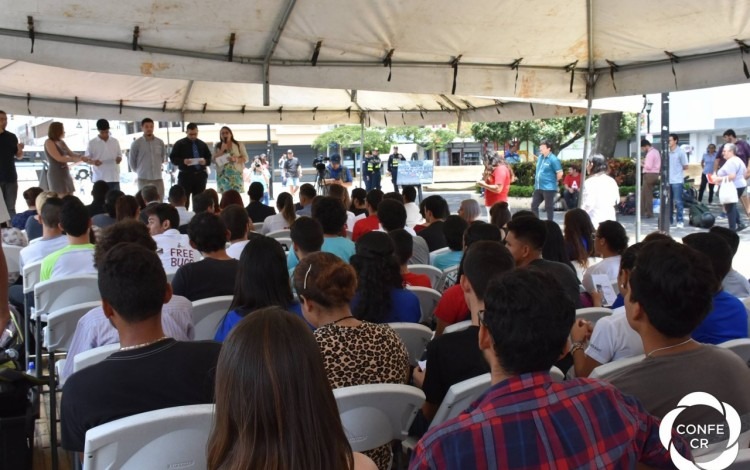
left=689, top=202, right=715, bottom=228
left=618, top=194, right=636, bottom=215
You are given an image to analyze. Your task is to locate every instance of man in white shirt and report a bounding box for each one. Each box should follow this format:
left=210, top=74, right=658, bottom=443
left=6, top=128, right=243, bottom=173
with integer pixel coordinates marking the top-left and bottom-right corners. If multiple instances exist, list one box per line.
left=40, top=197, right=96, bottom=281
left=19, top=197, right=67, bottom=272
left=85, top=119, right=122, bottom=191
left=168, top=184, right=194, bottom=226
left=221, top=205, right=261, bottom=260
left=582, top=221, right=628, bottom=303
left=402, top=185, right=422, bottom=228
left=146, top=203, right=201, bottom=273
left=129, top=117, right=166, bottom=200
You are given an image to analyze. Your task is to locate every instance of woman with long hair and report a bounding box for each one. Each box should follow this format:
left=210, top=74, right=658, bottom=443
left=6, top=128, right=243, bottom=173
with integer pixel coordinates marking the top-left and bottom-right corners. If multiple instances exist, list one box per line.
left=44, top=122, right=91, bottom=195
left=208, top=307, right=376, bottom=470
left=213, top=126, right=248, bottom=193
left=542, top=220, right=576, bottom=274
left=489, top=201, right=512, bottom=239
left=564, top=208, right=595, bottom=272
left=115, top=195, right=140, bottom=221
left=351, top=231, right=420, bottom=323
left=349, top=187, right=368, bottom=217
left=292, top=252, right=408, bottom=470
left=203, top=188, right=220, bottom=214
left=218, top=189, right=243, bottom=210
left=214, top=237, right=303, bottom=341
left=260, top=192, right=297, bottom=234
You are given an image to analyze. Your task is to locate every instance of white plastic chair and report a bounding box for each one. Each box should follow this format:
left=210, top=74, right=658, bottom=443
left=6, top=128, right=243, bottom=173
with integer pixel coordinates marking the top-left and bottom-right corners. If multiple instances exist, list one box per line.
left=22, top=261, right=43, bottom=369
left=252, top=222, right=264, bottom=232
left=44, top=300, right=102, bottom=386
left=346, top=230, right=353, bottom=240
left=165, top=271, right=176, bottom=284
left=742, top=298, right=750, bottom=336
left=549, top=366, right=565, bottom=382
left=274, top=237, right=293, bottom=252
left=3, top=243, right=22, bottom=277
left=267, top=229, right=291, bottom=240
left=428, top=247, right=450, bottom=265
left=589, top=354, right=645, bottom=380
left=718, top=338, right=750, bottom=364
left=191, top=295, right=233, bottom=340
left=82, top=404, right=215, bottom=470
left=405, top=286, right=442, bottom=325
left=74, top=343, right=121, bottom=373
left=333, top=384, right=425, bottom=453
left=407, top=264, right=443, bottom=289
left=389, top=322, right=433, bottom=366
left=443, top=319, right=472, bottom=335
left=436, top=265, right=459, bottom=292
left=575, top=307, right=614, bottom=324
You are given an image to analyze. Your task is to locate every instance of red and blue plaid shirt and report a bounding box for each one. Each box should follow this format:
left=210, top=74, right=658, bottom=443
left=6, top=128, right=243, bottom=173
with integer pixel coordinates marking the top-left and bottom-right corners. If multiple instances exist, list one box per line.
left=410, top=371, right=689, bottom=469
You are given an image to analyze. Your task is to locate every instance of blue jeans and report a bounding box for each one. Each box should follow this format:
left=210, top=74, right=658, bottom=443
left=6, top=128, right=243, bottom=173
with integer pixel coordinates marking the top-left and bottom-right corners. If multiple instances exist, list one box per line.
left=670, top=184, right=684, bottom=224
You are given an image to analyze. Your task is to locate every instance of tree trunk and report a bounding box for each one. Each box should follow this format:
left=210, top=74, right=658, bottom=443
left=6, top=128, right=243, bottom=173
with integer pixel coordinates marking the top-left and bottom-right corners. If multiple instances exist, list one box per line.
left=593, top=112, right=622, bottom=158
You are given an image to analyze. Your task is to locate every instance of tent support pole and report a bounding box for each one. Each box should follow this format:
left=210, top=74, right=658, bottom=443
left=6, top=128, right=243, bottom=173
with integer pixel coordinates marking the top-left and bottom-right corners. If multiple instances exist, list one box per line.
left=267, top=124, right=275, bottom=200
left=359, top=120, right=365, bottom=188
left=659, top=93, right=671, bottom=233
left=262, top=0, right=299, bottom=106
left=635, top=96, right=646, bottom=241
left=578, top=0, right=595, bottom=208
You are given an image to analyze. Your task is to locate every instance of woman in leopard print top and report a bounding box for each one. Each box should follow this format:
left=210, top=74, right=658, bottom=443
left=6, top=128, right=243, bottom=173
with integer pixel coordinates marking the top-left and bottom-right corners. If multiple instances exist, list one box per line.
left=294, top=252, right=410, bottom=470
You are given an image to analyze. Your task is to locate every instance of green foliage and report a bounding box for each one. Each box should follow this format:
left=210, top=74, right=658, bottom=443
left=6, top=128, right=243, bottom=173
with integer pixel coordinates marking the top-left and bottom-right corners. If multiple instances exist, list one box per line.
left=507, top=185, right=535, bottom=198
left=508, top=157, right=636, bottom=188
left=312, top=125, right=395, bottom=153
left=510, top=162, right=537, bottom=187
left=619, top=186, right=636, bottom=196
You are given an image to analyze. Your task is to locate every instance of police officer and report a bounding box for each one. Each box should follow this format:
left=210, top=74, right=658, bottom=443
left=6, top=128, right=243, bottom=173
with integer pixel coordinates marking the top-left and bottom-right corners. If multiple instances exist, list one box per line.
left=364, top=149, right=382, bottom=192
left=387, top=146, right=406, bottom=193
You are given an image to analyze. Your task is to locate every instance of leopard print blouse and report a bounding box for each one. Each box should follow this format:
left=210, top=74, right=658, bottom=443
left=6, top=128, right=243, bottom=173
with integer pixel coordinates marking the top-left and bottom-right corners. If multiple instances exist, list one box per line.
left=315, top=321, right=410, bottom=470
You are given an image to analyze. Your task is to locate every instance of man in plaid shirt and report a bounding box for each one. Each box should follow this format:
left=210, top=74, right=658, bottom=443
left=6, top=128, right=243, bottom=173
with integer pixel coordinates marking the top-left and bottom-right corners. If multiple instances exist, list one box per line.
left=410, top=269, right=689, bottom=469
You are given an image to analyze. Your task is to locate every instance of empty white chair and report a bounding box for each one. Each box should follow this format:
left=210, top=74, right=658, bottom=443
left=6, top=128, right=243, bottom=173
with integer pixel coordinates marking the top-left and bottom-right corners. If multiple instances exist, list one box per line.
left=252, top=222, right=264, bottom=232
left=267, top=229, right=291, bottom=240
left=192, top=295, right=233, bottom=340
left=407, top=264, right=443, bottom=289
left=74, top=343, right=121, bottom=373
left=274, top=237, right=293, bottom=252
left=575, top=307, right=614, bottom=324
left=443, top=319, right=472, bottom=335
left=389, top=322, right=433, bottom=366
left=82, top=404, right=214, bottom=470
left=718, top=338, right=750, bottom=364
left=3, top=243, right=22, bottom=278
left=428, top=247, right=450, bottom=265
left=333, top=384, right=425, bottom=453
left=589, top=354, right=645, bottom=380
left=405, top=286, right=441, bottom=325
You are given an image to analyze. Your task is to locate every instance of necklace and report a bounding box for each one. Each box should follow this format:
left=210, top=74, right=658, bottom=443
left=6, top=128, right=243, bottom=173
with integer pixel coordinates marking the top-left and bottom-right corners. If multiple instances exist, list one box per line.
left=326, top=315, right=354, bottom=327
left=646, top=338, right=695, bottom=358
left=120, top=336, right=169, bottom=351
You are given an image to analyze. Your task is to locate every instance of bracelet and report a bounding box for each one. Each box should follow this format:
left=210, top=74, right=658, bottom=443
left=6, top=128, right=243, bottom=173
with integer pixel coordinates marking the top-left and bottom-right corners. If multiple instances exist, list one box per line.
left=570, top=341, right=586, bottom=355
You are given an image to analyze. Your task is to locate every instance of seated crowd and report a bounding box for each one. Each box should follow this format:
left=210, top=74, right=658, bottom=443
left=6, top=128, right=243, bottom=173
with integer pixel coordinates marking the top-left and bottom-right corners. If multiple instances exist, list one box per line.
left=6, top=179, right=750, bottom=470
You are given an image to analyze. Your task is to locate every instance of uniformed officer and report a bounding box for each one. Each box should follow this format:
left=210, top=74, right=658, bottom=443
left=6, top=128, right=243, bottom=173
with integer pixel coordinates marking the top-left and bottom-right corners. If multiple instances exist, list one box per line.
left=387, top=146, right=406, bottom=193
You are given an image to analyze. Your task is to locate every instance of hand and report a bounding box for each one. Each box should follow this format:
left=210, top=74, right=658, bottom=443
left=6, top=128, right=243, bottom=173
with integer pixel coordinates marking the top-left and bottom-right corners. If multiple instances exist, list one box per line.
left=228, top=156, right=237, bottom=163
left=116, top=156, right=122, bottom=164
left=570, top=319, right=593, bottom=343
left=412, top=367, right=425, bottom=388
left=198, top=158, right=207, bottom=166
left=17, top=143, right=24, bottom=151
left=590, top=290, right=603, bottom=307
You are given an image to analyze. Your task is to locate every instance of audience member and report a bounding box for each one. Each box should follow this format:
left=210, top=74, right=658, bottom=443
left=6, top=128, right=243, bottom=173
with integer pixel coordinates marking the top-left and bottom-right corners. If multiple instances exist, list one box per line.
left=91, top=189, right=123, bottom=230
left=432, top=215, right=467, bottom=270
left=682, top=233, right=748, bottom=344
left=563, top=208, right=596, bottom=277
left=504, top=216, right=581, bottom=307
left=40, top=196, right=95, bottom=281
left=115, top=195, right=140, bottom=222
left=260, top=192, right=297, bottom=234
left=60, top=243, right=219, bottom=453
left=290, top=216, right=324, bottom=266
left=207, top=308, right=376, bottom=470
left=390, top=229, right=431, bottom=288
left=710, top=225, right=750, bottom=297
left=377, top=198, right=429, bottom=265
left=60, top=220, right=194, bottom=383
left=215, top=237, right=303, bottom=341
left=85, top=181, right=108, bottom=219
left=541, top=220, right=576, bottom=274
left=138, top=184, right=161, bottom=223
left=172, top=212, right=238, bottom=301
left=352, top=189, right=384, bottom=241
left=457, top=199, right=480, bottom=223
left=349, top=187, right=368, bottom=218
left=203, top=188, right=221, bottom=214
left=411, top=268, right=687, bottom=469
left=418, top=195, right=449, bottom=251
left=606, top=240, right=750, bottom=426
left=287, top=197, right=355, bottom=270
left=12, top=186, right=43, bottom=229
left=327, top=183, right=357, bottom=232
left=218, top=189, right=243, bottom=210
left=293, top=252, right=409, bottom=469
left=582, top=220, right=628, bottom=303
left=168, top=185, right=194, bottom=226
left=296, top=183, right=316, bottom=217
left=19, top=197, right=67, bottom=272
left=245, top=181, right=276, bottom=224
left=402, top=185, right=421, bottom=227
left=488, top=202, right=511, bottom=238
left=221, top=205, right=260, bottom=260
left=147, top=203, right=201, bottom=272
left=351, top=231, right=421, bottom=323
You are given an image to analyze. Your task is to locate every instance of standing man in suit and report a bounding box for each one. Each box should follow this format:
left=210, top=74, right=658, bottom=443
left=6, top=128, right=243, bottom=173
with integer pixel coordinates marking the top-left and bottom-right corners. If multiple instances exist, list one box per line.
left=169, top=123, right=211, bottom=210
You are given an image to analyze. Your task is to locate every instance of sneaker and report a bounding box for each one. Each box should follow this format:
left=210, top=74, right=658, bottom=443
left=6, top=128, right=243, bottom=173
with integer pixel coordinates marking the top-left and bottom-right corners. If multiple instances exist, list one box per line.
left=676, top=222, right=684, bottom=228
left=737, top=224, right=748, bottom=232
left=717, top=213, right=727, bottom=219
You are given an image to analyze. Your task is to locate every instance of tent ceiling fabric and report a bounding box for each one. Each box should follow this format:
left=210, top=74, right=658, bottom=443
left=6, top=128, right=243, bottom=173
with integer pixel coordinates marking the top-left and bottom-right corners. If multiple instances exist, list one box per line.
left=0, top=0, right=746, bottom=121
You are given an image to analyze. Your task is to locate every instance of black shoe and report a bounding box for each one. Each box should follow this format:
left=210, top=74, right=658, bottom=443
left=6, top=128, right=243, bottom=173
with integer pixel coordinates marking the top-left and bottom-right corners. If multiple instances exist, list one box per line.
left=736, top=224, right=747, bottom=232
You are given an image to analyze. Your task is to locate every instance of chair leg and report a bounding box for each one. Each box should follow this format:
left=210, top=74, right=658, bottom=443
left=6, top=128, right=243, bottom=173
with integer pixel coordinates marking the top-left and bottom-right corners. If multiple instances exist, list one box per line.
left=24, top=292, right=32, bottom=369
left=34, top=314, right=42, bottom=379
left=49, top=351, right=58, bottom=470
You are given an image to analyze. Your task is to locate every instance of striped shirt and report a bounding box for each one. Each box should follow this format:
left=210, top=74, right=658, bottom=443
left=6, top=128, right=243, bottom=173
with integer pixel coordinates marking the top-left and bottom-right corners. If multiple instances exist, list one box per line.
left=410, top=371, right=688, bottom=469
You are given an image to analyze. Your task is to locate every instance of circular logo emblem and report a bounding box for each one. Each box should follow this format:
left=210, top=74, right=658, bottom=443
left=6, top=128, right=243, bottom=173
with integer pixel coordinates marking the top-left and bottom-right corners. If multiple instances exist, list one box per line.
left=659, top=392, right=741, bottom=470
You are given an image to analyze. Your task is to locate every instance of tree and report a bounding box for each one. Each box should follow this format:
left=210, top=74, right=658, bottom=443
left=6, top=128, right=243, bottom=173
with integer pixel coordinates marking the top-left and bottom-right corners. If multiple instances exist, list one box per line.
left=312, top=125, right=394, bottom=154
left=593, top=112, right=622, bottom=158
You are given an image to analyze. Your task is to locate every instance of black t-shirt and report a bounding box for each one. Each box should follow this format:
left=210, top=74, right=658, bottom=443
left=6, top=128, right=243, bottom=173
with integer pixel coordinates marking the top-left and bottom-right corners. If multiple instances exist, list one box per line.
left=529, top=258, right=582, bottom=308
left=61, top=339, right=221, bottom=452
left=246, top=201, right=276, bottom=224
left=0, top=130, right=19, bottom=183
left=418, top=221, right=448, bottom=252
left=422, top=325, right=489, bottom=407
left=171, top=257, right=238, bottom=301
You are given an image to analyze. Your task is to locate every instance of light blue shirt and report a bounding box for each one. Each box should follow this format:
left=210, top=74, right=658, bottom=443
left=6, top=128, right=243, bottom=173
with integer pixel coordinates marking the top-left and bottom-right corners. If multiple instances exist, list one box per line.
left=287, top=236, right=355, bottom=270
left=534, top=153, right=562, bottom=190
left=702, top=152, right=717, bottom=175
left=668, top=146, right=688, bottom=184
left=432, top=250, right=462, bottom=271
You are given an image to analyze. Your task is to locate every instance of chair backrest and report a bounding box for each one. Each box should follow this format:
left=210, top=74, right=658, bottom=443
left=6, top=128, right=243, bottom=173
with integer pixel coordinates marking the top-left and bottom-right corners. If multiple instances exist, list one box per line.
left=192, top=295, right=234, bottom=340
left=718, top=338, right=750, bottom=364
left=405, top=286, right=442, bottom=324
left=742, top=298, right=750, bottom=336
left=274, top=237, right=293, bottom=252
left=437, top=265, right=460, bottom=292
left=407, top=264, right=443, bottom=289
left=267, top=229, right=291, bottom=239
left=346, top=230, right=353, bottom=240
left=723, top=445, right=750, bottom=468
left=44, top=301, right=101, bottom=352
left=165, top=271, right=176, bottom=284
left=388, top=322, right=433, bottom=366
left=428, top=247, right=451, bottom=265
left=589, top=354, right=645, bottom=380
left=252, top=222, right=264, bottom=232
left=575, top=307, right=614, bottom=324
left=549, top=366, right=565, bottom=382
left=82, top=404, right=214, bottom=470
left=333, top=384, right=425, bottom=452
left=430, top=373, right=491, bottom=428
left=34, top=275, right=100, bottom=317
left=443, top=319, right=472, bottom=335
left=74, top=343, right=120, bottom=372
left=22, top=261, right=43, bottom=294
left=3, top=244, right=22, bottom=275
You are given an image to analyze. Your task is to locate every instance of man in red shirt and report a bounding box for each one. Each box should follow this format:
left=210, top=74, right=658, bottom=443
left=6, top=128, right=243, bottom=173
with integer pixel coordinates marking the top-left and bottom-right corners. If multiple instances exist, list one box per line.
left=351, top=189, right=383, bottom=241
left=477, top=153, right=511, bottom=217
left=562, top=164, right=581, bottom=209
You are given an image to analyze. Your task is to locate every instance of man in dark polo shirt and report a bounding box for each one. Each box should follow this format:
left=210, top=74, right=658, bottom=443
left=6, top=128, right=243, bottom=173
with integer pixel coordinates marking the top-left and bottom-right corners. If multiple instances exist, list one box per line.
left=0, top=110, right=24, bottom=217
left=168, top=123, right=211, bottom=210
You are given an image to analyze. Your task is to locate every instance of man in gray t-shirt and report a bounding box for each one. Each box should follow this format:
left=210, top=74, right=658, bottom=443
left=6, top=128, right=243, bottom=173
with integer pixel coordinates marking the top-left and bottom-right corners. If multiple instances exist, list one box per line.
left=667, top=134, right=689, bottom=227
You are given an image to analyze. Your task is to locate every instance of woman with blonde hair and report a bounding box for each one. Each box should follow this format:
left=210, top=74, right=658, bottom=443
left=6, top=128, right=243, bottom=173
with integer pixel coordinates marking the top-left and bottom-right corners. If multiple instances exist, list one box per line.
left=260, top=192, right=297, bottom=234
left=213, top=126, right=247, bottom=193
left=44, top=121, right=91, bottom=195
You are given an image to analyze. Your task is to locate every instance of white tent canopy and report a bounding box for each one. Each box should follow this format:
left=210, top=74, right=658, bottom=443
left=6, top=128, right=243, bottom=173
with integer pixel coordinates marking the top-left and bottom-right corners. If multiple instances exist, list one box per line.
left=0, top=0, right=746, bottom=123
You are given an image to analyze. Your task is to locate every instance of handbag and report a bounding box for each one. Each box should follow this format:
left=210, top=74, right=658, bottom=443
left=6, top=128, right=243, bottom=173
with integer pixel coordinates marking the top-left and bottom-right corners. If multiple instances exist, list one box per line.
left=719, top=177, right=738, bottom=204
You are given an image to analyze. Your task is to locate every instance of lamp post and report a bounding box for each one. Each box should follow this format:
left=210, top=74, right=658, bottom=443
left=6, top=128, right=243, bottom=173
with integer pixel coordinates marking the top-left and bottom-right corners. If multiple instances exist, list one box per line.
left=645, top=99, right=653, bottom=134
